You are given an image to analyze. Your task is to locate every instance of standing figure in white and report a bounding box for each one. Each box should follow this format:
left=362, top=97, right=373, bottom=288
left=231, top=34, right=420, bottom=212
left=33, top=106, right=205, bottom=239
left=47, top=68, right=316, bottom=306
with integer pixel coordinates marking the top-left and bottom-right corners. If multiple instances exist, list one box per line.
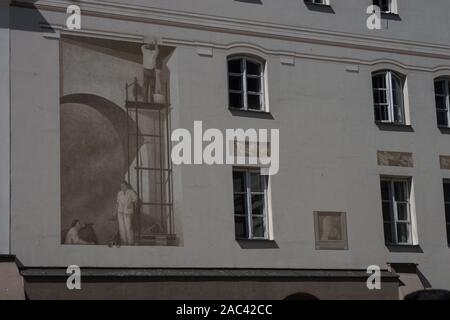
left=116, top=181, right=138, bottom=245
left=141, top=40, right=160, bottom=103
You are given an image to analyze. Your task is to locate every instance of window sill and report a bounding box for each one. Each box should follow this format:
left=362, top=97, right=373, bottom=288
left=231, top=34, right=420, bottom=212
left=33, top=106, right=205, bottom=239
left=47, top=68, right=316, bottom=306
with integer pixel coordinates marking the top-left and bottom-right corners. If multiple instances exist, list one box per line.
left=304, top=1, right=334, bottom=13
left=229, top=108, right=274, bottom=120
left=381, top=12, right=401, bottom=20
left=376, top=122, right=414, bottom=132
left=315, top=245, right=349, bottom=251
left=236, top=239, right=279, bottom=249
left=438, top=126, right=450, bottom=134
left=386, top=244, right=423, bottom=253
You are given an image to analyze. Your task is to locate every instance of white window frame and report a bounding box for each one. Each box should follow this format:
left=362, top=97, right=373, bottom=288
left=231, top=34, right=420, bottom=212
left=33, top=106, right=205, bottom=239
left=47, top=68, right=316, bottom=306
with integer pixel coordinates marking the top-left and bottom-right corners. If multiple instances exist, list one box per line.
left=374, top=0, right=398, bottom=14
left=228, top=56, right=266, bottom=112
left=233, top=168, right=270, bottom=240
left=373, top=70, right=405, bottom=124
left=434, top=79, right=450, bottom=128
left=381, top=178, right=413, bottom=245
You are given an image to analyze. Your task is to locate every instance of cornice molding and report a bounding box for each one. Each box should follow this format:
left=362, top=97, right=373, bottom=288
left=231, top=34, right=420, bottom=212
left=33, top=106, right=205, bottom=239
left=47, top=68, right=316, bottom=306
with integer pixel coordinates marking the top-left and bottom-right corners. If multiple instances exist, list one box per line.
left=155, top=39, right=450, bottom=73
left=13, top=0, right=450, bottom=61
left=39, top=22, right=450, bottom=73
left=40, top=22, right=144, bottom=43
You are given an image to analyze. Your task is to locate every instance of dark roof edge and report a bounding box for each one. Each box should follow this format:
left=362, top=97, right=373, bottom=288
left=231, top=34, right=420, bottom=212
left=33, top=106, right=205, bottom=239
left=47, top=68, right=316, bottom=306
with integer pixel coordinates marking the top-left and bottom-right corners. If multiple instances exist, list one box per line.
left=20, top=267, right=399, bottom=280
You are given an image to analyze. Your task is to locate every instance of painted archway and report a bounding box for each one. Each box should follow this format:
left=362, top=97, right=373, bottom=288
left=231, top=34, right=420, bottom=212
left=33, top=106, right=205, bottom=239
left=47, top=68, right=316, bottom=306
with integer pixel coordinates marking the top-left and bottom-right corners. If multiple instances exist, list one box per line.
left=60, top=93, right=142, bottom=245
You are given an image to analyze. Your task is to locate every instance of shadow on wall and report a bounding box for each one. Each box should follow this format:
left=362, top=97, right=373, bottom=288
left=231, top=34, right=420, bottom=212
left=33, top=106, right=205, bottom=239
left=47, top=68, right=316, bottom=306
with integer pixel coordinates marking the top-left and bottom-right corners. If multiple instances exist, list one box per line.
left=7, top=1, right=56, bottom=34
left=60, top=94, right=143, bottom=245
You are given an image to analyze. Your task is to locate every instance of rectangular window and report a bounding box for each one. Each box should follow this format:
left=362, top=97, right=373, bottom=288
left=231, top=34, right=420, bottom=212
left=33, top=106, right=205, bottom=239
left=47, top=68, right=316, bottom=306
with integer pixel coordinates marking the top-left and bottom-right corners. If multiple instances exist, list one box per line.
left=380, top=178, right=413, bottom=245
left=233, top=168, right=269, bottom=240
left=372, top=71, right=405, bottom=124
left=228, top=57, right=265, bottom=112
left=435, top=79, right=450, bottom=128
left=443, top=180, right=450, bottom=246
left=374, top=0, right=398, bottom=14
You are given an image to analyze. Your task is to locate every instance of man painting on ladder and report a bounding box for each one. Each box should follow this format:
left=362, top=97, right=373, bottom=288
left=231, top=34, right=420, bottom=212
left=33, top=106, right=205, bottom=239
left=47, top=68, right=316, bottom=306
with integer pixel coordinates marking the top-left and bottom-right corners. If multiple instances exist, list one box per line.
left=141, top=39, right=160, bottom=103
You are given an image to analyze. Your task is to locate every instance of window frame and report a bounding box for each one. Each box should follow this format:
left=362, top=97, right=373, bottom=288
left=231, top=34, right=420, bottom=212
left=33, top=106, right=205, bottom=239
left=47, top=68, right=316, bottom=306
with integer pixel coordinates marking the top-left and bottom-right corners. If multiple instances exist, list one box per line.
left=380, top=177, right=413, bottom=246
left=232, top=168, right=270, bottom=240
left=228, top=56, right=266, bottom=112
left=372, top=70, right=405, bottom=124
left=373, top=0, right=398, bottom=14
left=434, top=78, right=450, bottom=128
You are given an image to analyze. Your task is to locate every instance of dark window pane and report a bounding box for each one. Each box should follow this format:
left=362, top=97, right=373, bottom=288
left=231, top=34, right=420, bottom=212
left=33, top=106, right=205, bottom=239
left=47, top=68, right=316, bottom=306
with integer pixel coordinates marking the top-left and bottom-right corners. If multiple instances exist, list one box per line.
left=234, top=216, right=248, bottom=239
left=372, top=75, right=379, bottom=88
left=247, top=94, right=261, bottom=110
left=250, top=173, right=263, bottom=193
left=246, top=60, right=261, bottom=76
left=435, top=80, right=445, bottom=95
left=228, top=59, right=242, bottom=74
left=393, top=105, right=403, bottom=123
left=392, top=74, right=402, bottom=93
left=383, top=222, right=394, bottom=244
left=438, top=111, right=449, bottom=127
left=373, top=90, right=380, bottom=104
left=251, top=195, right=265, bottom=216
left=229, top=92, right=243, bottom=109
left=247, top=77, right=261, bottom=93
left=382, top=202, right=392, bottom=221
left=375, top=105, right=389, bottom=122
left=392, top=77, right=404, bottom=123
left=380, top=181, right=390, bottom=200
left=447, top=224, right=450, bottom=246
left=374, top=106, right=382, bottom=122
left=379, top=92, right=388, bottom=104
left=374, top=89, right=387, bottom=104
left=394, top=181, right=407, bottom=201
left=392, top=89, right=399, bottom=106
left=397, top=203, right=408, bottom=221
left=396, top=223, right=410, bottom=244
left=228, top=75, right=242, bottom=91
left=234, top=194, right=246, bottom=216
left=374, top=0, right=389, bottom=12
left=435, top=96, right=447, bottom=109
left=443, top=182, right=450, bottom=202
left=372, top=74, right=386, bottom=89
left=252, top=216, right=265, bottom=238
left=233, top=171, right=245, bottom=193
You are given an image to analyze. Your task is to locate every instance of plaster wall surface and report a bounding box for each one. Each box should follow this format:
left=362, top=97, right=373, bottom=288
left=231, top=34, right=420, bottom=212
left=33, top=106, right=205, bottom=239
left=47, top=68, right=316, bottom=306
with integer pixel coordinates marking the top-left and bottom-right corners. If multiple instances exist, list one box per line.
left=8, top=1, right=450, bottom=291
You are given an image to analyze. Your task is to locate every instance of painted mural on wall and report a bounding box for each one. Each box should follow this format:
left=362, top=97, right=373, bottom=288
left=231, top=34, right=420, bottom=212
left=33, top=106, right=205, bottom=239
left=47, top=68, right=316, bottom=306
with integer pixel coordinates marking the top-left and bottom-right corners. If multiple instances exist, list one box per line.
left=60, top=35, right=180, bottom=246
